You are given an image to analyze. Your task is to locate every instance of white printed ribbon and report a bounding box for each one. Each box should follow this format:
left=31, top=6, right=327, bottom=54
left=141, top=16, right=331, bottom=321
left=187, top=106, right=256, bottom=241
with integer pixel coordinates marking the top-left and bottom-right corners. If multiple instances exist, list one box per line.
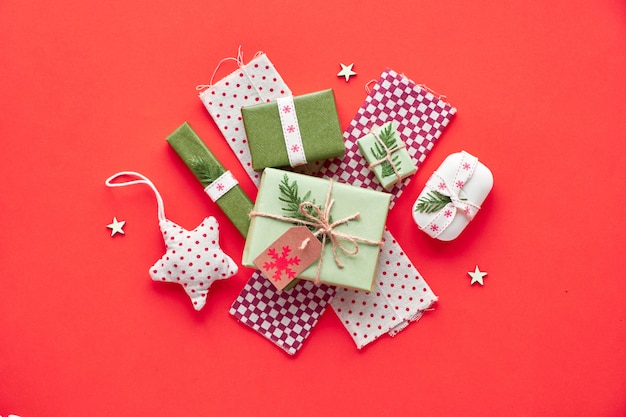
left=420, top=151, right=481, bottom=238
left=276, top=96, right=307, bottom=167
left=204, top=170, right=238, bottom=202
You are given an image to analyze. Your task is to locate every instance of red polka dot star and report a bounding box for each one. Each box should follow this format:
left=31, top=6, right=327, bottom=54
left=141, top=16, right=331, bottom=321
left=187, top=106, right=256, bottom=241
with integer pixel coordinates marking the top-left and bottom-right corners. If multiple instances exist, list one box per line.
left=149, top=217, right=237, bottom=310
left=106, top=172, right=238, bottom=310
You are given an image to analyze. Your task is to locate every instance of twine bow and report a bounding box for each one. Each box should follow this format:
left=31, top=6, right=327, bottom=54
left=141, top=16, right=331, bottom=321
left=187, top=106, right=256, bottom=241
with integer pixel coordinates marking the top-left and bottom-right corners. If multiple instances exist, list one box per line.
left=250, top=179, right=383, bottom=284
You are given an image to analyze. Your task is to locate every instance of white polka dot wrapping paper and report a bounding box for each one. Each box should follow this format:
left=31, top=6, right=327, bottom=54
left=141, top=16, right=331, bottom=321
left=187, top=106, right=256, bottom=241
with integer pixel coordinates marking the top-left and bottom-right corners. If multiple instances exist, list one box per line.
left=198, top=51, right=292, bottom=186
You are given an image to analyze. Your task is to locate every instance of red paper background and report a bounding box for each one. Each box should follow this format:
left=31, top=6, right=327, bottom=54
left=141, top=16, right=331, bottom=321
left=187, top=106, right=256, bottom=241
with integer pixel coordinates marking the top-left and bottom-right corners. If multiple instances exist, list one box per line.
left=1, top=0, right=625, bottom=415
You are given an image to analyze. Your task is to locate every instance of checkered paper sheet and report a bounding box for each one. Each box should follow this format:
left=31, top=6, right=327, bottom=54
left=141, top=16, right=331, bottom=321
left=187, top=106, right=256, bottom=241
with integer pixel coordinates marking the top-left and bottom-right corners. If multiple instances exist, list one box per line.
left=230, top=68, right=456, bottom=354
left=321, top=68, right=456, bottom=191
left=230, top=276, right=336, bottom=355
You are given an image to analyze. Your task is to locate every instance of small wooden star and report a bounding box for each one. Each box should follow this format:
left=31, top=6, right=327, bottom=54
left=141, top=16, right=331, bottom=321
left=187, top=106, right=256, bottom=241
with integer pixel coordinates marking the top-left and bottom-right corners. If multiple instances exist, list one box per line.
left=468, top=265, right=487, bottom=286
left=337, top=63, right=357, bottom=82
left=107, top=217, right=126, bottom=236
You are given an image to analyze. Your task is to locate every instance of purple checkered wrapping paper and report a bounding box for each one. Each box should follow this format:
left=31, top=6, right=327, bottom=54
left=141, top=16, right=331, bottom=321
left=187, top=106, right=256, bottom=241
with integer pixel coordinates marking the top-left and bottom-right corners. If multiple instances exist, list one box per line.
left=320, top=68, right=456, bottom=194
left=230, top=276, right=336, bottom=355
left=229, top=67, right=456, bottom=354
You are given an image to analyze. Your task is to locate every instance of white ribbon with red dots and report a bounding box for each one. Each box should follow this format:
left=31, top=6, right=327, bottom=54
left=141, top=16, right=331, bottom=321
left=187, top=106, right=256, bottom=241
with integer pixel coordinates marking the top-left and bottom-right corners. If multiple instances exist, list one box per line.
left=204, top=170, right=238, bottom=202
left=420, top=151, right=481, bottom=238
left=276, top=96, right=307, bottom=167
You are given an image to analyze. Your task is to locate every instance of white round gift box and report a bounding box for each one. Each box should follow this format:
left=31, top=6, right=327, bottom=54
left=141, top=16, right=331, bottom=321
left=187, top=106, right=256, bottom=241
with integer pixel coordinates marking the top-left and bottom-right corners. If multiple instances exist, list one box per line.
left=412, top=151, right=493, bottom=241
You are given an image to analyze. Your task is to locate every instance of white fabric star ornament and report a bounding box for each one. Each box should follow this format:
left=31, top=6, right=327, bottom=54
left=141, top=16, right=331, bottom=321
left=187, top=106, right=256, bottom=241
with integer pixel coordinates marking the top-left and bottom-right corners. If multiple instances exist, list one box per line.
left=337, top=63, right=357, bottom=82
left=106, top=172, right=238, bottom=310
left=150, top=217, right=238, bottom=310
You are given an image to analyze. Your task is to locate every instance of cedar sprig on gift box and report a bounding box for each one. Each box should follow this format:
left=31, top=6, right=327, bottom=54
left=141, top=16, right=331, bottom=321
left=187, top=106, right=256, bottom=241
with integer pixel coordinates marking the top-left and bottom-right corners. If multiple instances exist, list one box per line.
left=278, top=174, right=322, bottom=223
left=370, top=124, right=402, bottom=178
left=415, top=190, right=465, bottom=213
left=187, top=156, right=224, bottom=187
left=277, top=174, right=333, bottom=240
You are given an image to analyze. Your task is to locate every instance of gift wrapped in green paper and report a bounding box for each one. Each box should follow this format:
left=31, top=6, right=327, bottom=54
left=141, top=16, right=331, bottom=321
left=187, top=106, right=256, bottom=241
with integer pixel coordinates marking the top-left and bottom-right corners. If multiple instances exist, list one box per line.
left=242, top=168, right=391, bottom=292
left=241, top=89, right=345, bottom=170
left=357, top=121, right=417, bottom=190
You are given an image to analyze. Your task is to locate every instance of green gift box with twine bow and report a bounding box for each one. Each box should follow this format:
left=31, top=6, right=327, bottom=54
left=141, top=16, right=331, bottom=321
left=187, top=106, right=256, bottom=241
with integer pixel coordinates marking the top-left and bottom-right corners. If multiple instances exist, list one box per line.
left=357, top=122, right=417, bottom=190
left=241, top=89, right=345, bottom=170
left=242, top=168, right=391, bottom=292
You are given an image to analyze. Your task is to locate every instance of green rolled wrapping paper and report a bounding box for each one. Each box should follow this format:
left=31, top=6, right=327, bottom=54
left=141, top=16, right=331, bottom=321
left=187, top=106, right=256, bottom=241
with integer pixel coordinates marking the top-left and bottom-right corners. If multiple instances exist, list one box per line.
left=241, top=89, right=345, bottom=170
left=242, top=168, right=391, bottom=292
left=166, top=122, right=254, bottom=237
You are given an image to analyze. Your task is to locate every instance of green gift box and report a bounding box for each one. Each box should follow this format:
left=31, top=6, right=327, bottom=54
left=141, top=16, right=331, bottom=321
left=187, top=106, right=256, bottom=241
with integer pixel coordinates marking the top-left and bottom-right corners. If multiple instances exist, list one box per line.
left=166, top=122, right=254, bottom=237
left=241, top=89, right=345, bottom=170
left=357, top=122, right=417, bottom=190
left=242, top=168, right=391, bottom=292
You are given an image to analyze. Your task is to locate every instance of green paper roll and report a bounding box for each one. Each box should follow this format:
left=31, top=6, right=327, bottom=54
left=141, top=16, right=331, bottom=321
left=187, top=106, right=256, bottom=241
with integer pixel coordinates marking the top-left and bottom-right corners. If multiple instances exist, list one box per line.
left=241, top=89, right=345, bottom=170
left=166, top=122, right=253, bottom=237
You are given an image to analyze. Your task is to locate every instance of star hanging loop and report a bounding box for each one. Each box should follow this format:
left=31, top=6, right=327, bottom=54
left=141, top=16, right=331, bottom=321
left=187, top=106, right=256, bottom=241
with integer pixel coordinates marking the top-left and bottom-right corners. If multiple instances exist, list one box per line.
left=105, top=172, right=238, bottom=310
left=468, top=265, right=487, bottom=286
left=337, top=63, right=357, bottom=82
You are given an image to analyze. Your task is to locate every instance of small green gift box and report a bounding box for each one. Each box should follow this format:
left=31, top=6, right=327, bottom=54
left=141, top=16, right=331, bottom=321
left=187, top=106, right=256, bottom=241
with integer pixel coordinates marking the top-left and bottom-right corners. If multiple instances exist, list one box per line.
left=357, top=122, right=417, bottom=190
left=241, top=89, right=345, bottom=170
left=242, top=168, right=391, bottom=292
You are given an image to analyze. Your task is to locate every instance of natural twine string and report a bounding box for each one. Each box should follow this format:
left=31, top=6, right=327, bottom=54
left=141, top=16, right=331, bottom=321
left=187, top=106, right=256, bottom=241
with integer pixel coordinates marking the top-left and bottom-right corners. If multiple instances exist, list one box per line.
left=196, top=46, right=265, bottom=92
left=364, top=79, right=377, bottom=94
left=418, top=83, right=448, bottom=101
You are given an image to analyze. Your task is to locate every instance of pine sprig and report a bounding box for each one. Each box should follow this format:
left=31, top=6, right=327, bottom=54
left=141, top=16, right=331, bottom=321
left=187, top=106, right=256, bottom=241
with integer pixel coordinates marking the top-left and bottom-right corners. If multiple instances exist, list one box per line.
left=414, top=190, right=452, bottom=214
left=370, top=124, right=402, bottom=178
left=187, top=156, right=225, bottom=187
left=277, top=174, right=331, bottom=242
left=278, top=174, right=319, bottom=222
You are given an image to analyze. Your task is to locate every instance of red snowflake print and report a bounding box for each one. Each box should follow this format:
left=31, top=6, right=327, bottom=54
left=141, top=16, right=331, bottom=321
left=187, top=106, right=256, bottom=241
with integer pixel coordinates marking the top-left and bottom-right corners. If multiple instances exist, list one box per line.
left=455, top=180, right=464, bottom=188
left=282, top=105, right=292, bottom=113
left=463, top=206, right=471, bottom=215
left=287, top=125, right=296, bottom=133
left=444, top=210, right=452, bottom=218
left=263, top=246, right=301, bottom=282
left=462, top=162, right=471, bottom=170
left=438, top=182, right=446, bottom=190
left=430, top=224, right=439, bottom=232
left=290, top=144, right=300, bottom=153
left=216, top=183, right=224, bottom=192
